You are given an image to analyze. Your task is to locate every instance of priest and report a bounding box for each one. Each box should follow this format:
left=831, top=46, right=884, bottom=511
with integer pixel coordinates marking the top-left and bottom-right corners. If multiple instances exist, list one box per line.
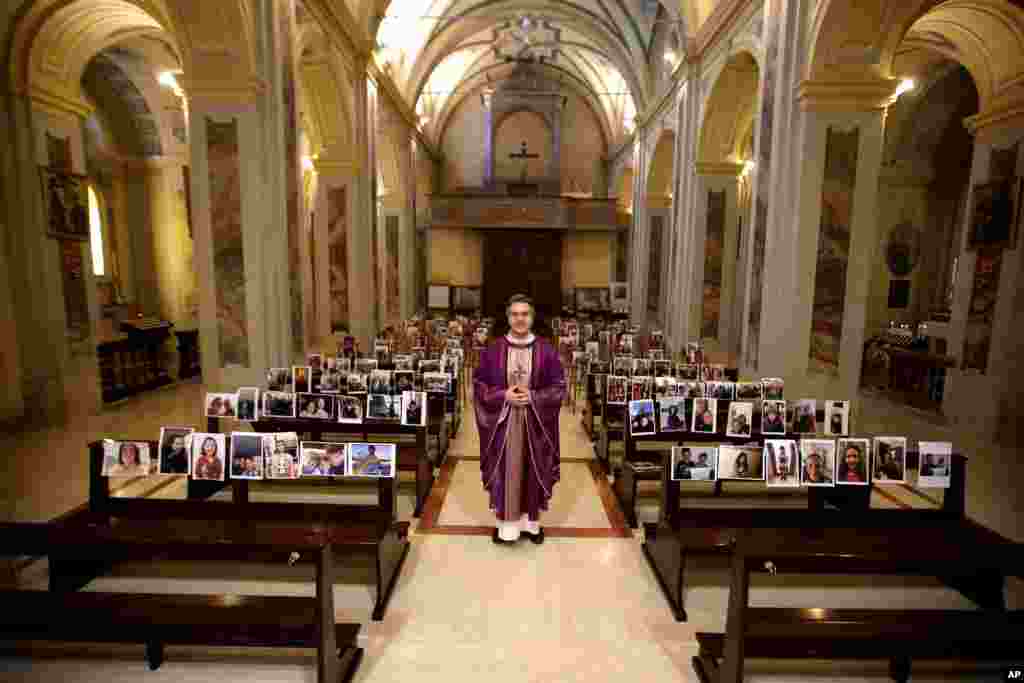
left=474, top=294, right=565, bottom=544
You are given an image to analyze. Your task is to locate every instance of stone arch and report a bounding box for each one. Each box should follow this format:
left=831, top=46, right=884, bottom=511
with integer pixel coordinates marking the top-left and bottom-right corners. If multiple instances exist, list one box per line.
left=81, top=49, right=163, bottom=158
left=698, top=50, right=760, bottom=165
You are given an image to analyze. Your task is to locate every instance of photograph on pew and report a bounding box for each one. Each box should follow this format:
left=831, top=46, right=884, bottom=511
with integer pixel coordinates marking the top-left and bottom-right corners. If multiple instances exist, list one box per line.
left=628, top=399, right=656, bottom=436
left=654, top=359, right=673, bottom=376
left=101, top=440, right=153, bottom=477
left=296, top=393, right=336, bottom=420
left=394, top=355, right=414, bottom=371
left=761, top=400, right=787, bottom=435
left=800, top=439, right=836, bottom=486
left=401, top=391, right=427, bottom=427
left=836, top=438, right=871, bottom=484
left=825, top=399, right=850, bottom=436
left=590, top=360, right=609, bottom=375
left=205, top=392, right=237, bottom=418
left=266, top=432, right=300, bottom=479
left=592, top=373, right=607, bottom=397
left=348, top=443, right=396, bottom=477
left=266, top=367, right=291, bottom=391
left=307, top=353, right=322, bottom=373
left=918, top=441, right=954, bottom=488
left=873, top=435, right=908, bottom=483
left=702, top=364, right=726, bottom=381
left=423, top=371, right=450, bottom=394
left=671, top=445, right=717, bottom=481
left=790, top=398, right=817, bottom=433
left=300, top=441, right=346, bottom=476
left=419, top=358, right=440, bottom=373
left=762, top=377, right=784, bottom=400
left=613, top=356, right=633, bottom=376
left=692, top=398, right=718, bottom=433
left=678, top=381, right=704, bottom=399
left=367, top=394, right=400, bottom=420
left=634, top=358, right=652, bottom=376
left=336, top=356, right=351, bottom=373
left=262, top=390, right=296, bottom=418
left=630, top=376, right=653, bottom=401
left=654, top=376, right=673, bottom=398
left=320, top=366, right=343, bottom=393
left=606, top=375, right=627, bottom=404
left=292, top=366, right=311, bottom=393
left=369, top=370, right=393, bottom=394
left=685, top=341, right=702, bottom=365
left=356, top=358, right=379, bottom=374
left=735, top=382, right=763, bottom=401
left=765, top=440, right=799, bottom=486
left=706, top=381, right=735, bottom=401
left=677, top=363, right=700, bottom=380
left=190, top=433, right=226, bottom=481
left=158, top=427, right=193, bottom=474
left=230, top=432, right=264, bottom=479
left=394, top=370, right=415, bottom=393
left=658, top=397, right=687, bottom=432
left=726, top=401, right=754, bottom=438
left=236, top=387, right=259, bottom=421
left=718, top=445, right=763, bottom=480
left=347, top=373, right=368, bottom=394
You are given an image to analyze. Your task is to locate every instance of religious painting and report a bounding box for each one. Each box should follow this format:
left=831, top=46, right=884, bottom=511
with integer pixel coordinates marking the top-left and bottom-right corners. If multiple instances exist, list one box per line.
left=39, top=166, right=90, bottom=240
left=718, top=445, right=763, bottom=481
left=967, top=179, right=1015, bottom=250
left=702, top=189, right=726, bottom=338
left=230, top=433, right=264, bottom=480
left=101, top=440, right=153, bottom=477
left=628, top=399, right=656, bottom=436
left=918, top=441, right=953, bottom=489
left=961, top=249, right=1002, bottom=374
left=328, top=186, right=348, bottom=332
left=386, top=215, right=400, bottom=324
left=836, top=438, right=871, bottom=485
left=799, top=439, right=836, bottom=486
left=671, top=446, right=717, bottom=481
left=809, top=127, right=859, bottom=375
left=648, top=214, right=663, bottom=312
left=871, top=436, right=907, bottom=484
left=206, top=117, right=249, bottom=367
left=764, top=440, right=799, bottom=487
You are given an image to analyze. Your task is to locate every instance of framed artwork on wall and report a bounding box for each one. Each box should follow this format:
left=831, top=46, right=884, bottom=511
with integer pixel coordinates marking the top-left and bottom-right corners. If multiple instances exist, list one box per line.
left=887, top=279, right=910, bottom=309
left=968, top=179, right=1015, bottom=250
left=40, top=166, right=90, bottom=241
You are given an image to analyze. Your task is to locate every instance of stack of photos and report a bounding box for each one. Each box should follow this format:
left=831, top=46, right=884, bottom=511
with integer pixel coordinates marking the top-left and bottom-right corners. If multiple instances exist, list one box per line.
left=230, top=433, right=264, bottom=479
left=266, top=432, right=300, bottom=479
left=678, top=381, right=704, bottom=399
left=705, top=381, right=734, bottom=400
left=606, top=376, right=628, bottom=404
left=719, top=445, right=763, bottom=480
left=337, top=395, right=364, bottom=423
left=394, top=370, right=415, bottom=393
left=654, top=376, right=673, bottom=398
left=726, top=401, right=754, bottom=437
left=158, top=427, right=193, bottom=475
left=190, top=433, right=227, bottom=481
left=423, top=372, right=450, bottom=394
left=267, top=367, right=291, bottom=392
left=292, top=366, right=311, bottom=393
left=297, top=393, right=337, bottom=420
left=262, top=391, right=296, bottom=418
left=634, top=359, right=652, bottom=376
left=671, top=446, right=717, bottom=481
left=800, top=439, right=836, bottom=486
left=825, top=400, right=849, bottom=436
left=355, top=358, right=379, bottom=374
left=761, top=400, right=787, bottom=435
left=101, top=440, right=154, bottom=477
left=791, top=399, right=817, bottom=433
left=347, top=373, right=368, bottom=393
left=735, top=382, right=763, bottom=401
left=658, top=397, right=687, bottom=433
left=367, top=393, right=400, bottom=420
left=349, top=443, right=396, bottom=477
left=692, top=398, right=717, bottom=432
left=765, top=440, right=799, bottom=487
left=677, top=364, right=700, bottom=380
left=762, top=377, right=785, bottom=400
left=613, top=356, right=634, bottom=376
left=402, top=391, right=428, bottom=426
left=419, top=359, right=442, bottom=373
left=205, top=392, right=238, bottom=418
left=300, top=442, right=347, bottom=476
left=234, top=388, right=258, bottom=422
left=369, top=370, right=393, bottom=394
left=628, top=399, right=656, bottom=436
left=872, top=436, right=908, bottom=483
left=918, top=441, right=953, bottom=488
left=630, top=376, right=653, bottom=401
left=836, top=438, right=871, bottom=484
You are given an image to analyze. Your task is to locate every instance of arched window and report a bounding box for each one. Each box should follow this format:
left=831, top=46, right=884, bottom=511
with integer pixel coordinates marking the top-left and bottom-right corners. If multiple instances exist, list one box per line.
left=88, top=186, right=105, bottom=277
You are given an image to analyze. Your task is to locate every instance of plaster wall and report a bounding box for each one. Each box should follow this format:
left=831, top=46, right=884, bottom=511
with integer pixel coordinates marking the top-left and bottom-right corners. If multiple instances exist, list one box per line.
left=430, top=227, right=483, bottom=285
left=559, top=93, right=607, bottom=195
left=562, top=233, right=613, bottom=289
left=442, top=95, right=487, bottom=190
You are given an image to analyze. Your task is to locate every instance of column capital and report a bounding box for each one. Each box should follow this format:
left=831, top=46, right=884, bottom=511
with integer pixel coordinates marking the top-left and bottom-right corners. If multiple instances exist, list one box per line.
left=313, top=155, right=360, bottom=178
left=695, top=161, right=744, bottom=177
left=179, top=76, right=268, bottom=109
left=797, top=78, right=900, bottom=112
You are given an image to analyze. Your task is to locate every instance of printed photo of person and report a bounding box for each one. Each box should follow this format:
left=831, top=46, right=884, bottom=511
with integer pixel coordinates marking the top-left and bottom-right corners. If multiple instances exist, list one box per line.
left=606, top=375, right=628, bottom=405
left=236, top=387, right=259, bottom=421
left=394, top=371, right=415, bottom=394
left=677, top=364, right=700, bottom=381
left=230, top=432, right=263, bottom=480
left=872, top=436, right=908, bottom=483
left=628, top=399, right=656, bottom=436
left=319, top=367, right=343, bottom=393
left=706, top=381, right=735, bottom=401
left=634, top=359, right=652, bottom=376
left=765, top=440, right=799, bottom=487
left=205, top=392, right=237, bottom=418
left=326, top=443, right=347, bottom=475
left=423, top=372, right=450, bottom=394
left=370, top=370, right=393, bottom=394
left=761, top=400, right=787, bottom=435
left=658, top=397, right=687, bottom=433
left=719, top=446, right=763, bottom=480
left=918, top=441, right=953, bottom=488
left=336, top=357, right=352, bottom=374
left=691, top=398, right=718, bottom=433
left=654, top=376, right=674, bottom=398
left=347, top=373, right=368, bottom=393
left=613, top=356, right=634, bottom=376
left=800, top=440, right=836, bottom=486
left=836, top=438, right=870, bottom=485
left=418, top=359, right=441, bottom=373
left=367, top=394, right=400, bottom=420
left=726, top=401, right=753, bottom=438
left=337, top=395, right=364, bottom=424
left=267, top=367, right=291, bottom=392
left=735, top=382, right=763, bottom=401
left=190, top=433, right=226, bottom=481
left=685, top=342, right=702, bottom=365
left=792, top=399, right=817, bottom=434
left=653, top=360, right=673, bottom=377
left=678, top=381, right=704, bottom=399
left=348, top=443, right=396, bottom=478
left=102, top=440, right=152, bottom=477
left=158, top=427, right=193, bottom=475
left=292, top=366, right=311, bottom=393
left=762, top=378, right=785, bottom=401
left=401, top=391, right=428, bottom=427
left=265, top=432, right=300, bottom=479
left=671, top=446, right=716, bottom=480
left=825, top=400, right=849, bottom=436
left=300, top=441, right=332, bottom=476
left=262, top=391, right=296, bottom=418
left=297, top=394, right=336, bottom=420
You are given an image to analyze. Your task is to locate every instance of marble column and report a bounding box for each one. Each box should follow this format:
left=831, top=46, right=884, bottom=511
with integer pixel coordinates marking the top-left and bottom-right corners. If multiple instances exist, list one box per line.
left=668, top=77, right=701, bottom=349
left=629, top=133, right=648, bottom=327
left=347, top=70, right=376, bottom=351
left=694, top=163, right=742, bottom=352
left=312, top=156, right=357, bottom=342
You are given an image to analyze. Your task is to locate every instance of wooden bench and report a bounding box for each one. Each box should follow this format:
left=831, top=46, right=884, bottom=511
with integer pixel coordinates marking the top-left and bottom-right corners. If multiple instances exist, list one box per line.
left=693, top=525, right=1024, bottom=683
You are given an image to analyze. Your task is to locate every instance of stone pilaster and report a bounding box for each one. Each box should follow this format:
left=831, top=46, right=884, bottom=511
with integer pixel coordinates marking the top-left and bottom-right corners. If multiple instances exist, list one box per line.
left=694, top=163, right=743, bottom=352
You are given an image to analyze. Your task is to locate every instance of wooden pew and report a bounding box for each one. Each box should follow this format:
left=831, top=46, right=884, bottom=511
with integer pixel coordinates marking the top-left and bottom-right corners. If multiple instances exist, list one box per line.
left=642, top=449, right=961, bottom=621
left=693, top=525, right=1024, bottom=683
left=0, top=522, right=362, bottom=683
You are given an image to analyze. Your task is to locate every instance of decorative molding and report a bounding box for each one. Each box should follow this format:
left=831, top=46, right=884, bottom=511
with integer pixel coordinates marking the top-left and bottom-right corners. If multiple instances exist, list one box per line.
left=178, top=75, right=268, bottom=107
left=964, top=104, right=1024, bottom=139
left=313, top=155, right=361, bottom=176
left=695, top=161, right=744, bottom=176
left=28, top=88, right=93, bottom=119
left=692, top=0, right=756, bottom=61
left=797, top=78, right=900, bottom=112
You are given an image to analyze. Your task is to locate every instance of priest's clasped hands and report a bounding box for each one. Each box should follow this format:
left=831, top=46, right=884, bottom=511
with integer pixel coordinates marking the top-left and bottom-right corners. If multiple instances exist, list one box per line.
left=505, top=385, right=531, bottom=405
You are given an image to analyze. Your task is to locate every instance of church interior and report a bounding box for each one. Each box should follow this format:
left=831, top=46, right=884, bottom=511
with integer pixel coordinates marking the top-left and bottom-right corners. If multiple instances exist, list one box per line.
left=2, top=0, right=1024, bottom=680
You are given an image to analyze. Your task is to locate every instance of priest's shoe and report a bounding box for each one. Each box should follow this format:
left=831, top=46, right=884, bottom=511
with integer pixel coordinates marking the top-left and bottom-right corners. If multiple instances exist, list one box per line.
left=492, top=529, right=516, bottom=545
left=523, top=528, right=544, bottom=545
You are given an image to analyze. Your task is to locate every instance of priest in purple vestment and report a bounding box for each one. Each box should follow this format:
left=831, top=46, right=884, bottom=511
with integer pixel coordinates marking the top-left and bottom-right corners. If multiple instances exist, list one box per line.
left=474, top=294, right=566, bottom=544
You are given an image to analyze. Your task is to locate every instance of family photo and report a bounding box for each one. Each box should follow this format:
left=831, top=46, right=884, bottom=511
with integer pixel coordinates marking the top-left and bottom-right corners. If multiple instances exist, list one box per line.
left=297, top=393, right=336, bottom=420
left=229, top=432, right=263, bottom=480
left=671, top=446, right=716, bottom=481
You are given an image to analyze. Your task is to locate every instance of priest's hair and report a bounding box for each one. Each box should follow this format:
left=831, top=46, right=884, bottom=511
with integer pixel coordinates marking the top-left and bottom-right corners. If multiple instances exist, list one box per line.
left=506, top=294, right=535, bottom=317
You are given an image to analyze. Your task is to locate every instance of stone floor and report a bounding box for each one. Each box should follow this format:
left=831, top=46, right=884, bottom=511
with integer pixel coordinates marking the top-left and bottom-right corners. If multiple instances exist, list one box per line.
left=1, top=367, right=1021, bottom=681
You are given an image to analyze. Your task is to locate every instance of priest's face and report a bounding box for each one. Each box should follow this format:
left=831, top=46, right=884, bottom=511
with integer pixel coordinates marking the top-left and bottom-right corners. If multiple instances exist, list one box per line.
left=508, top=302, right=533, bottom=337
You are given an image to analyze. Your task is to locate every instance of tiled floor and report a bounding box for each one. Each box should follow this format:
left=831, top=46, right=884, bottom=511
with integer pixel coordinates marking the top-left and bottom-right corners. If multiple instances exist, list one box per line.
left=1, top=371, right=1021, bottom=681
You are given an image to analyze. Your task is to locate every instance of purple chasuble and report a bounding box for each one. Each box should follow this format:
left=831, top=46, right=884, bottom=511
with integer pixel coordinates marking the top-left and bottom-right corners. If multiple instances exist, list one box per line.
left=474, top=335, right=566, bottom=521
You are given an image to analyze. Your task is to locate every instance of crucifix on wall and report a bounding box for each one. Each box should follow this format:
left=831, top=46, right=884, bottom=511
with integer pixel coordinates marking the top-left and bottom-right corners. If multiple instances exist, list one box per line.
left=509, top=140, right=539, bottom=181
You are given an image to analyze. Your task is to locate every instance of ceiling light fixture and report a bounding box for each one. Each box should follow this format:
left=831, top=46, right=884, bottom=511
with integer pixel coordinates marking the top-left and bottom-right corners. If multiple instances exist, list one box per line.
left=892, top=78, right=915, bottom=102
